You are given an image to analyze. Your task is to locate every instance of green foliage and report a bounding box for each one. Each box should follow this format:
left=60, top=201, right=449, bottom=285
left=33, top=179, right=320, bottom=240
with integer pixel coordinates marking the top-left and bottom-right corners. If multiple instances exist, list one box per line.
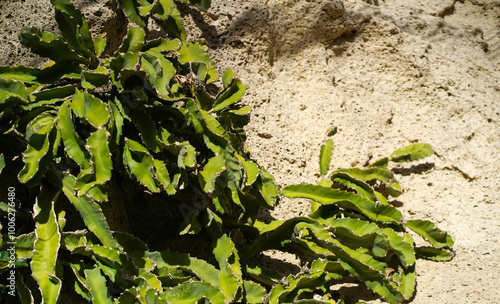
left=0, top=1, right=453, bottom=303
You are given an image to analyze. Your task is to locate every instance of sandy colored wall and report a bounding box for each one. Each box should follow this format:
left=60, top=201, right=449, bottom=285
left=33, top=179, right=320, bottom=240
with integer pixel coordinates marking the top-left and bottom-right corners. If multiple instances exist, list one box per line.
left=1, top=0, right=499, bottom=303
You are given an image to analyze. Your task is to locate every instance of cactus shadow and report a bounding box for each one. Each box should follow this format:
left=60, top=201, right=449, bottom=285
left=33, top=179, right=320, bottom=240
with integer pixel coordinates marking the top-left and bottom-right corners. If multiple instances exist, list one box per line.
left=332, top=280, right=384, bottom=303
left=180, top=2, right=360, bottom=66
left=392, top=162, right=435, bottom=176
left=254, top=253, right=302, bottom=277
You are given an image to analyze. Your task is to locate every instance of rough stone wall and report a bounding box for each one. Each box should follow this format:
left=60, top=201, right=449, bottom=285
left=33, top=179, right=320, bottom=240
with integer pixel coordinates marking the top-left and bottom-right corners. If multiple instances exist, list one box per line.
left=1, top=0, right=499, bottom=303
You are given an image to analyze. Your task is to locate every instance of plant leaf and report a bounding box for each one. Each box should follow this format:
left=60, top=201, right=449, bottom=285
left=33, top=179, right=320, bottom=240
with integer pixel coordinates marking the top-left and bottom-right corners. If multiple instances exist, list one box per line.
left=242, top=281, right=266, bottom=303
left=119, top=24, right=145, bottom=53
left=93, top=34, right=107, bottom=57
left=151, top=0, right=174, bottom=20
left=178, top=41, right=217, bottom=83
left=51, top=0, right=94, bottom=58
left=331, top=172, right=378, bottom=202
left=84, top=267, right=113, bottom=304
left=0, top=78, right=29, bottom=103
left=87, top=128, right=112, bottom=184
left=332, top=167, right=395, bottom=183
left=123, top=139, right=159, bottom=192
left=143, top=38, right=181, bottom=53
left=162, top=281, right=225, bottom=303
left=390, top=143, right=434, bottom=163
left=19, top=26, right=89, bottom=64
left=200, top=154, right=225, bottom=194
left=406, top=219, right=454, bottom=249
left=142, top=50, right=177, bottom=97
left=121, top=0, right=147, bottom=27
left=213, top=235, right=242, bottom=301
left=16, top=271, right=35, bottom=304
left=213, top=78, right=247, bottom=112
left=31, top=185, right=62, bottom=304
left=283, top=184, right=402, bottom=223
left=56, top=100, right=89, bottom=168
left=319, top=138, right=333, bottom=176
left=222, top=69, right=236, bottom=88
left=70, top=89, right=109, bottom=128
left=18, top=113, right=57, bottom=187
left=62, top=174, right=119, bottom=249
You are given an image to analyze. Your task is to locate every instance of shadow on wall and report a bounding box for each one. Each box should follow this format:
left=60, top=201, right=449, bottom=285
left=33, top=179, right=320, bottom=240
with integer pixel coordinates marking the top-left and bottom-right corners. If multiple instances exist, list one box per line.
left=181, top=0, right=361, bottom=66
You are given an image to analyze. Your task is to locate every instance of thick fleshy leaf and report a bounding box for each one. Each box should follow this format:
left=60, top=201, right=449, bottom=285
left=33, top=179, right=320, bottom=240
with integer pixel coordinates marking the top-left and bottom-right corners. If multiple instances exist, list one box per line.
left=213, top=78, right=246, bottom=112
left=392, top=267, right=416, bottom=300
left=62, top=174, right=119, bottom=249
left=56, top=100, right=89, bottom=168
left=142, top=50, right=177, bottom=97
left=16, top=272, right=35, bottom=304
left=93, top=34, right=107, bottom=57
left=121, top=0, right=147, bottom=27
left=370, top=157, right=389, bottom=168
left=200, top=154, right=225, bottom=194
left=81, top=66, right=109, bottom=89
left=70, top=90, right=109, bottom=128
left=332, top=167, right=395, bottom=183
left=178, top=41, right=217, bottom=83
left=51, top=0, right=94, bottom=57
left=31, top=186, right=62, bottom=304
left=0, top=153, right=5, bottom=175
left=137, top=251, right=220, bottom=286
left=331, top=172, right=378, bottom=202
left=283, top=184, right=402, bottom=223
left=319, top=138, right=333, bottom=176
left=293, top=222, right=404, bottom=304
left=109, top=51, right=144, bottom=89
left=0, top=77, right=29, bottom=100
left=19, top=27, right=88, bottom=64
left=109, top=101, right=123, bottom=146
left=213, top=235, right=242, bottom=301
left=162, top=281, right=226, bottom=303
left=390, top=143, right=434, bottom=163
left=0, top=64, right=82, bottom=85
left=87, top=129, right=112, bottom=184
left=143, top=38, right=181, bottom=53
left=18, top=113, right=57, bottom=187
left=244, top=264, right=281, bottom=286
left=153, top=159, right=171, bottom=190
left=32, top=83, right=76, bottom=101
left=123, top=139, right=158, bottom=192
left=256, top=168, right=279, bottom=208
left=245, top=217, right=316, bottom=258
left=243, top=281, right=266, bottom=303
left=386, top=182, right=403, bottom=197
left=382, top=228, right=415, bottom=267
left=322, top=218, right=389, bottom=257
left=151, top=0, right=174, bottom=20
left=242, top=160, right=259, bottom=186
left=222, top=69, right=236, bottom=88
left=122, top=96, right=159, bottom=152
left=155, top=4, right=186, bottom=40
left=119, top=24, right=145, bottom=53
left=406, top=219, right=454, bottom=249
left=84, top=267, right=113, bottom=304
left=0, top=66, right=39, bottom=83
left=62, top=258, right=91, bottom=301
left=4, top=233, right=35, bottom=260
